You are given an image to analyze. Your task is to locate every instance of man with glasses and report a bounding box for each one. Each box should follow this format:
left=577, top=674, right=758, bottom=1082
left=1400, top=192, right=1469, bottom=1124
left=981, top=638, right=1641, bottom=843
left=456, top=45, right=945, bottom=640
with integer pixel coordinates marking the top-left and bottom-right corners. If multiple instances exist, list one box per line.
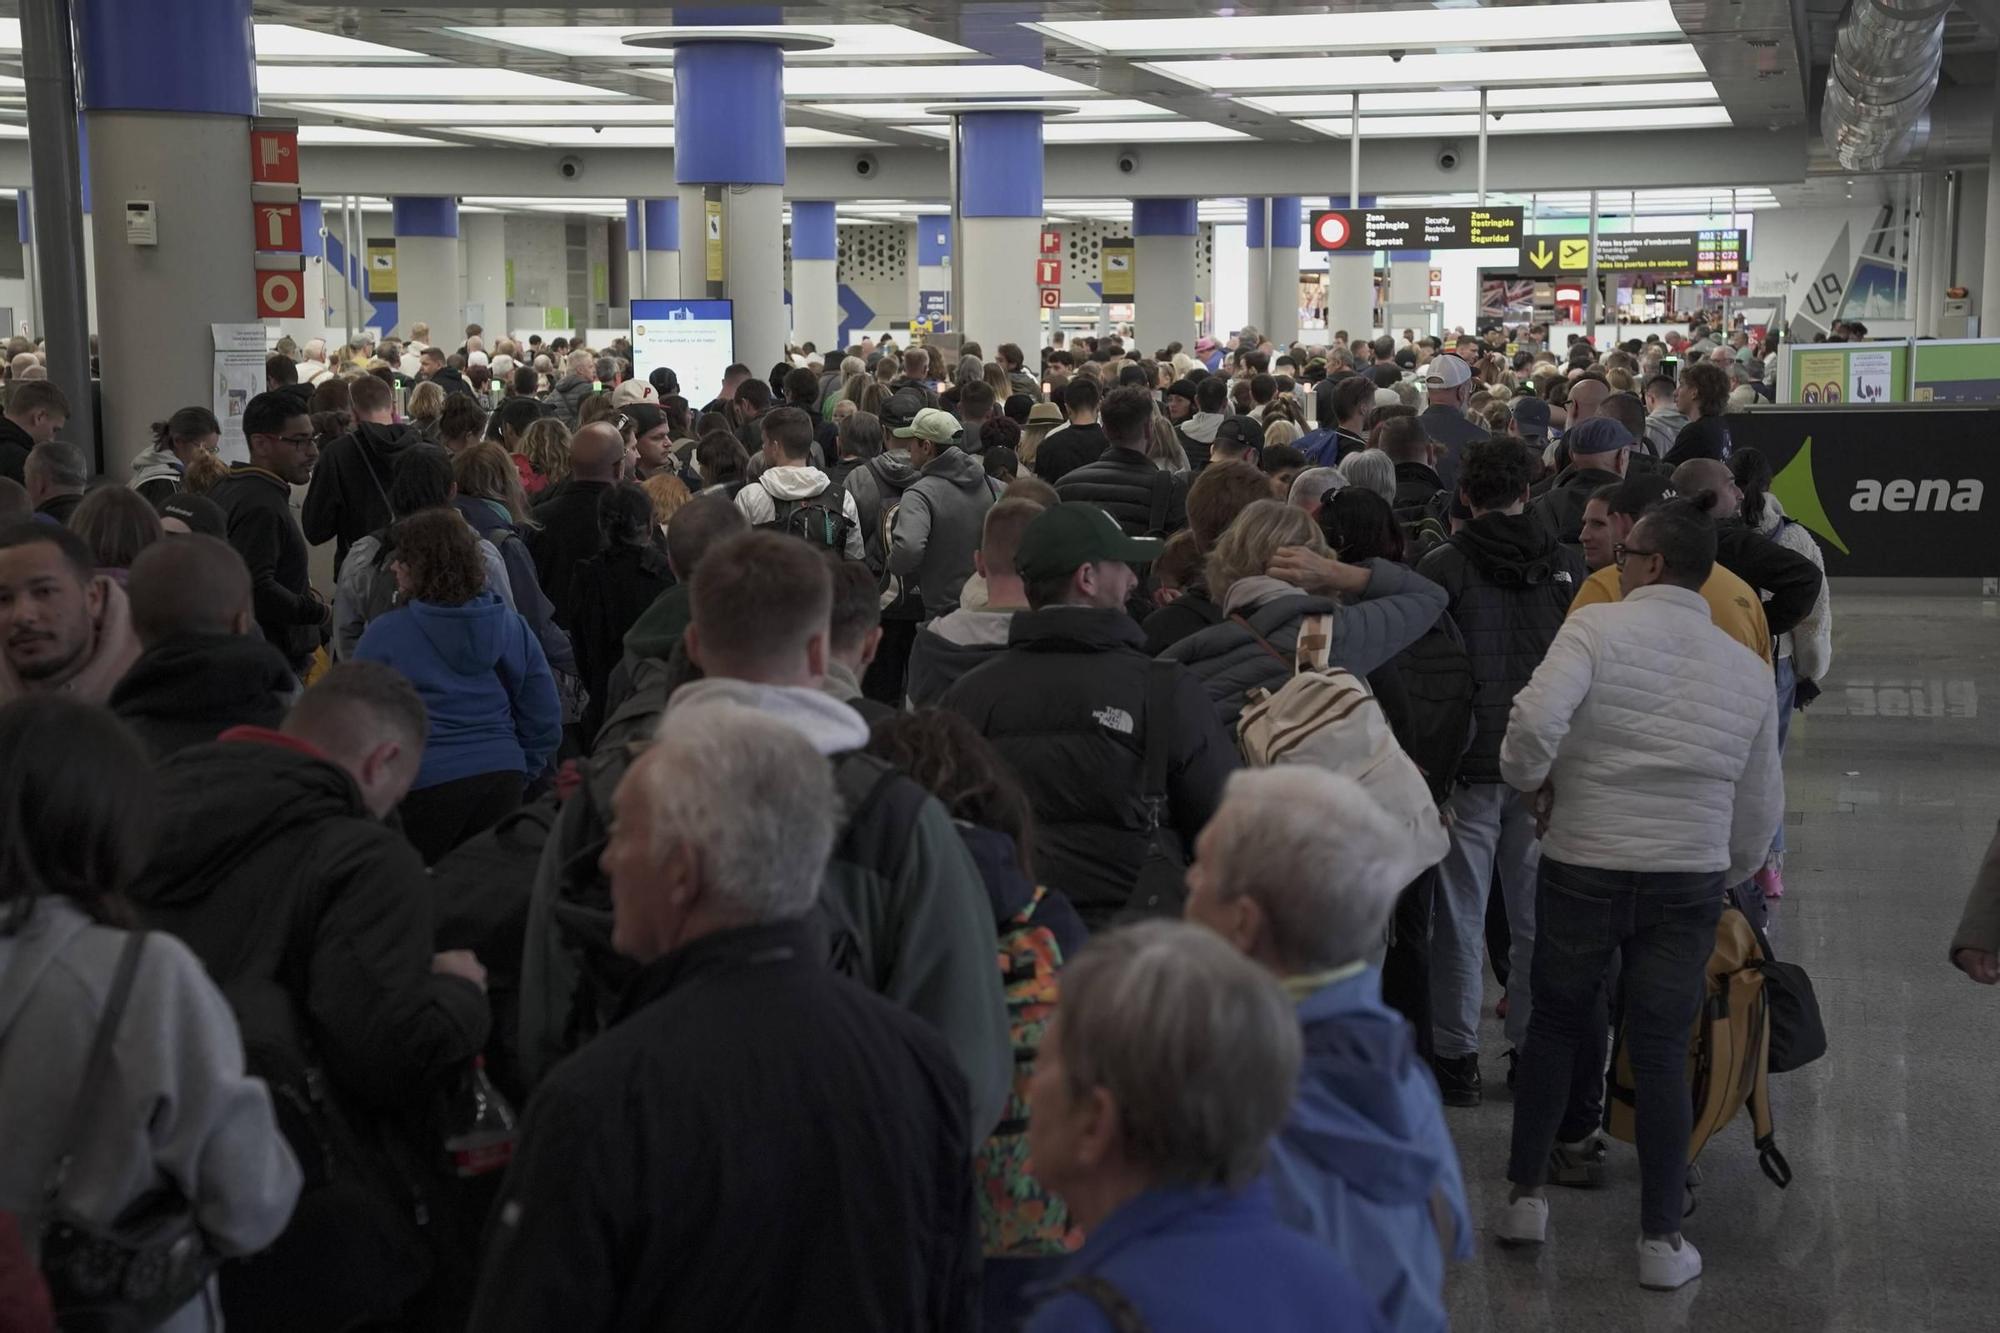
left=1495, top=499, right=1781, bottom=1291
left=213, top=391, right=329, bottom=676
left=1569, top=474, right=1772, bottom=665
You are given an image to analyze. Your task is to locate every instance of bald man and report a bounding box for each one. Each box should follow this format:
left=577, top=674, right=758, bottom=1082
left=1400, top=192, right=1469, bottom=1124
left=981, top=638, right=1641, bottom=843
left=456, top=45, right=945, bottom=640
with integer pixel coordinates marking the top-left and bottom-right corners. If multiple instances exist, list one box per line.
left=1670, top=458, right=1823, bottom=640
left=1565, top=376, right=1609, bottom=425
left=524, top=421, right=626, bottom=629
left=110, top=535, right=300, bottom=757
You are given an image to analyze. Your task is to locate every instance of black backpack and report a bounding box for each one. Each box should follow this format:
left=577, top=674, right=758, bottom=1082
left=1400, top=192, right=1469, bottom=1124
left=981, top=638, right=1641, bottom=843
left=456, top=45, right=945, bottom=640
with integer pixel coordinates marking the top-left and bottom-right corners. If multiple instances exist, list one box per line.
left=1367, top=611, right=1476, bottom=805
left=764, top=493, right=857, bottom=554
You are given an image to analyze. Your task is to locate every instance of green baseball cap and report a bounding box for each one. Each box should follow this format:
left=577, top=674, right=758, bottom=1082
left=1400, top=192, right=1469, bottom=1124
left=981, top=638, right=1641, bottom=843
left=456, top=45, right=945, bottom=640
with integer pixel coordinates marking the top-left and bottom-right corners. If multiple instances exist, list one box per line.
left=892, top=407, right=961, bottom=444
left=1014, top=502, right=1165, bottom=583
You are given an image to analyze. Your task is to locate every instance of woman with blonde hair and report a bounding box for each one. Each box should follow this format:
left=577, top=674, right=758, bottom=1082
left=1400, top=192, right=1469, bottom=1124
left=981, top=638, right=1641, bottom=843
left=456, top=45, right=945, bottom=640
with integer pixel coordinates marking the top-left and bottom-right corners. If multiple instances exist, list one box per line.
left=642, top=473, right=694, bottom=534
left=1147, top=413, right=1190, bottom=475
left=405, top=380, right=446, bottom=444
left=1263, top=418, right=1303, bottom=448
left=1160, top=498, right=1448, bottom=726
left=516, top=417, right=572, bottom=494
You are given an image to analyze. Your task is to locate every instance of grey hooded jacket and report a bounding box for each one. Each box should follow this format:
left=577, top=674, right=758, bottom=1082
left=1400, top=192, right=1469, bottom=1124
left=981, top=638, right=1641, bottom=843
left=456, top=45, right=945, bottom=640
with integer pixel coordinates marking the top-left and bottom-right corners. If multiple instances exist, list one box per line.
left=0, top=901, right=301, bottom=1333
left=889, top=446, right=1004, bottom=619
left=1162, top=562, right=1449, bottom=728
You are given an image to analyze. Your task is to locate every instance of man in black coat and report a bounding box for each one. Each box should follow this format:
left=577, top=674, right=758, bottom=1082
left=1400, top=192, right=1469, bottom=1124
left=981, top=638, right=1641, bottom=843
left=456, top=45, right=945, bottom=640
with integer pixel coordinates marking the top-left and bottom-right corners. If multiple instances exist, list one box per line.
left=419, top=345, right=475, bottom=399
left=1529, top=417, right=1633, bottom=556
left=110, top=534, right=297, bottom=757
left=1672, top=457, right=1824, bottom=637
left=1416, top=439, right=1586, bottom=1110
left=212, top=391, right=328, bottom=674
left=302, top=369, right=425, bottom=573
left=943, top=502, right=1238, bottom=929
left=470, top=703, right=976, bottom=1333
left=128, top=663, right=492, bottom=1331
left=1054, top=385, right=1188, bottom=537
left=527, top=421, right=624, bottom=629
left=1031, top=375, right=1109, bottom=483
left=0, top=379, right=67, bottom=484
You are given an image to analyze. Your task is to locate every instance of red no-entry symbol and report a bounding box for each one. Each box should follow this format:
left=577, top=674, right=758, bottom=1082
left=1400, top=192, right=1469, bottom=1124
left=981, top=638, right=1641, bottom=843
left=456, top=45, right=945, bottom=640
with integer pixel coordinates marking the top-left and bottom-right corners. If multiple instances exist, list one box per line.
left=1313, top=212, right=1351, bottom=250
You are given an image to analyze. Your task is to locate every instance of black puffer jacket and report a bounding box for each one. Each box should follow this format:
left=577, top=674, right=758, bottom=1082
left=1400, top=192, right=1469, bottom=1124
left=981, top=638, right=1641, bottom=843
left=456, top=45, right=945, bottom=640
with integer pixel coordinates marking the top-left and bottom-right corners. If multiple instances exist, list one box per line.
left=127, top=733, right=490, bottom=1106
left=941, top=606, right=1238, bottom=929
left=1054, top=446, right=1188, bottom=537
left=1392, top=460, right=1446, bottom=521
left=1415, top=512, right=1587, bottom=782
left=1716, top=519, right=1822, bottom=638
left=108, top=632, right=297, bottom=758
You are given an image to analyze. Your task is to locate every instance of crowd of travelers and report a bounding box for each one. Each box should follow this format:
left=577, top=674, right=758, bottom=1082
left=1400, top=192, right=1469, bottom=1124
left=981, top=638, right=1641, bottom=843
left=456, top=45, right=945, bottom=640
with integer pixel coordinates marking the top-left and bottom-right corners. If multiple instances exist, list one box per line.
left=0, top=308, right=1839, bottom=1330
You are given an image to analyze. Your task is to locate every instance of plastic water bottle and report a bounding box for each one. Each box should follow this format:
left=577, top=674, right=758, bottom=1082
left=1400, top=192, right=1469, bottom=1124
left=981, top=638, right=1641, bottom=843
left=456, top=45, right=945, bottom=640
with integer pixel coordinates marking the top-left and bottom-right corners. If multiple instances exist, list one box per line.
left=444, top=1056, right=518, bottom=1178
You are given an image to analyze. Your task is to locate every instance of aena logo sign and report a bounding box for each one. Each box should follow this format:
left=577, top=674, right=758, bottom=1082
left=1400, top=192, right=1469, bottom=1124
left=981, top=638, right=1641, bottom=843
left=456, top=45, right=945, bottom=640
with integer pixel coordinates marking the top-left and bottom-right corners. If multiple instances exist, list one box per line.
left=1770, top=435, right=1983, bottom=560
left=1848, top=478, right=1983, bottom=513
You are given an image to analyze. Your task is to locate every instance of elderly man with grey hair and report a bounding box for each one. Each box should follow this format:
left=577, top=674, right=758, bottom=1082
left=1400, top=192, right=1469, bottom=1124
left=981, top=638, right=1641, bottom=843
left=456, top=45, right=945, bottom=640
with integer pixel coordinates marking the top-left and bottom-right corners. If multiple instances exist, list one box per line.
left=1186, top=768, right=1471, bottom=1333
left=472, top=702, right=979, bottom=1332
left=1024, top=919, right=1380, bottom=1332
left=24, top=439, right=88, bottom=525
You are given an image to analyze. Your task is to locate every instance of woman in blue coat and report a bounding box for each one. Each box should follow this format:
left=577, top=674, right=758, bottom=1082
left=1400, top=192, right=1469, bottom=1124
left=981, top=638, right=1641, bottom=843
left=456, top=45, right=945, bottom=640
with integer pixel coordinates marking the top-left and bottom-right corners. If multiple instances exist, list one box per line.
left=357, top=508, right=560, bottom=862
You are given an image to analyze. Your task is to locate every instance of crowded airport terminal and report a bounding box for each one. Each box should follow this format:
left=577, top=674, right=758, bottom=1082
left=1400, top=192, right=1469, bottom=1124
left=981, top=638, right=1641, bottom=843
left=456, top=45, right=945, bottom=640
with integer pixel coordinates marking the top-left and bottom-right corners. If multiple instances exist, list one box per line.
left=0, top=0, right=1998, bottom=1328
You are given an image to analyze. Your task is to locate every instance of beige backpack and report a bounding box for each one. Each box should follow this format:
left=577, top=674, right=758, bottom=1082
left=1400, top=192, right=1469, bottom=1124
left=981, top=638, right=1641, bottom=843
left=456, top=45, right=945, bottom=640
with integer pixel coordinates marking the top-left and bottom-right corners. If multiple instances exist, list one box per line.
left=1234, top=613, right=1450, bottom=881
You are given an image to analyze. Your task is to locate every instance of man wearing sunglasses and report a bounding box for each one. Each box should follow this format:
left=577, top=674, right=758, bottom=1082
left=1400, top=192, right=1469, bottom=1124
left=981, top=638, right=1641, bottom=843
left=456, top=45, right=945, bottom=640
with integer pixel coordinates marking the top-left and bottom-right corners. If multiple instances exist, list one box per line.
left=211, top=391, right=329, bottom=676
left=1493, top=499, right=1781, bottom=1291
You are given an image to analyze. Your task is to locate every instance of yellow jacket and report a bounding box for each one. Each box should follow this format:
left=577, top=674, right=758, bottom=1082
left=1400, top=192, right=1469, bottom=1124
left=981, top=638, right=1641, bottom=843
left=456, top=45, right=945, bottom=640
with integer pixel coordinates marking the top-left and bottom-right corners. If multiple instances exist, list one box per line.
left=1568, top=564, right=1773, bottom=665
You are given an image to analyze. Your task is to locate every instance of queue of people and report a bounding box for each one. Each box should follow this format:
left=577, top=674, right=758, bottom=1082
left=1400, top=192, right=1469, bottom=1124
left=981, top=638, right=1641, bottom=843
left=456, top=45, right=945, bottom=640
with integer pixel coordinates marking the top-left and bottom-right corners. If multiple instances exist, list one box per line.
left=0, top=312, right=1828, bottom=1331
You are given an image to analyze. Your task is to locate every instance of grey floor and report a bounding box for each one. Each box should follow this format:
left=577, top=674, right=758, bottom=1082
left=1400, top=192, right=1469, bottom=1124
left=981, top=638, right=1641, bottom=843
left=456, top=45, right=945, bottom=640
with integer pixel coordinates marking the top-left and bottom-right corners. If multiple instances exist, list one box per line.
left=1443, top=582, right=2000, bottom=1332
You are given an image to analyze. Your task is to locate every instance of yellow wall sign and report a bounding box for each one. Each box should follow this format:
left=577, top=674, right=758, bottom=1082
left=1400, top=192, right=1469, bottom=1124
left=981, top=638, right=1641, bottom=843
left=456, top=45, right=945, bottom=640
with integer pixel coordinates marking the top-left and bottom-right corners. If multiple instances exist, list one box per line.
left=704, top=199, right=724, bottom=284
left=1100, top=238, right=1135, bottom=299
left=366, top=243, right=398, bottom=295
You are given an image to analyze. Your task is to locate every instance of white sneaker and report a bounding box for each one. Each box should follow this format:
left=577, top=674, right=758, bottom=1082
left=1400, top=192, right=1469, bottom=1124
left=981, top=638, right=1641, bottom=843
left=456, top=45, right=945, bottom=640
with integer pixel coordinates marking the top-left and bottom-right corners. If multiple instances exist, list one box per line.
left=1496, top=1194, right=1548, bottom=1246
left=1637, top=1235, right=1703, bottom=1290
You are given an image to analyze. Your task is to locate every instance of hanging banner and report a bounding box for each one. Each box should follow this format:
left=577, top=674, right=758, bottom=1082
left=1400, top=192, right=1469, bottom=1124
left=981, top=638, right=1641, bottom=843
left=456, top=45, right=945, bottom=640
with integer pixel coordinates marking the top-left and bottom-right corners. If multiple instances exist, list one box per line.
left=1100, top=238, right=1135, bottom=299
left=212, top=323, right=268, bottom=463
left=1736, top=406, right=1996, bottom=577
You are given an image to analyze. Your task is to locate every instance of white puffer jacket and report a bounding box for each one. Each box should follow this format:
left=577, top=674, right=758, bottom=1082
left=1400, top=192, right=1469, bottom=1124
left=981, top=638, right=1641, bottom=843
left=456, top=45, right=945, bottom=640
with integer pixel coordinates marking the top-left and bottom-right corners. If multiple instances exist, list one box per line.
left=1752, top=494, right=1832, bottom=680
left=1500, top=584, right=1783, bottom=884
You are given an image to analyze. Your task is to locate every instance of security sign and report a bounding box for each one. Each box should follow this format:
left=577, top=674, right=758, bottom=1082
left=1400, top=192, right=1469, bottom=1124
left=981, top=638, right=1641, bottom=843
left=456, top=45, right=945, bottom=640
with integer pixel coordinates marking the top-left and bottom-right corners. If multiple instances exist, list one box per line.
left=1040, top=288, right=1061, bottom=309
left=1312, top=212, right=1351, bottom=250
left=257, top=269, right=304, bottom=319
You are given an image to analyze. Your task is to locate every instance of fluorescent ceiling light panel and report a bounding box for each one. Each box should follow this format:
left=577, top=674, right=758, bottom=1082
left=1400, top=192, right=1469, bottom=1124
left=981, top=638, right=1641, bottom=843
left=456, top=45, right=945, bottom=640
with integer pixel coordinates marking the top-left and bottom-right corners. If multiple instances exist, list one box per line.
left=1145, top=45, right=1704, bottom=92
left=1300, top=106, right=1731, bottom=137
left=296, top=126, right=453, bottom=146
left=252, top=23, right=425, bottom=62
left=1241, top=81, right=1719, bottom=116
left=280, top=101, right=673, bottom=125
left=446, top=24, right=975, bottom=62
left=803, top=98, right=1170, bottom=121
left=453, top=125, right=878, bottom=149
left=1032, top=2, right=1679, bottom=55
left=1043, top=120, right=1249, bottom=143
left=256, top=66, right=626, bottom=101
left=774, top=65, right=1095, bottom=98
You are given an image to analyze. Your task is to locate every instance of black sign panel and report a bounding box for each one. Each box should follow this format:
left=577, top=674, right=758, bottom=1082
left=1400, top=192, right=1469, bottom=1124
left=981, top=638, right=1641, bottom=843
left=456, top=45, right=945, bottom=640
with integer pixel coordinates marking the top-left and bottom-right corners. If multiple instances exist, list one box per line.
left=1309, top=207, right=1522, bottom=252
left=1518, top=229, right=1744, bottom=276
left=1728, top=406, right=1996, bottom=577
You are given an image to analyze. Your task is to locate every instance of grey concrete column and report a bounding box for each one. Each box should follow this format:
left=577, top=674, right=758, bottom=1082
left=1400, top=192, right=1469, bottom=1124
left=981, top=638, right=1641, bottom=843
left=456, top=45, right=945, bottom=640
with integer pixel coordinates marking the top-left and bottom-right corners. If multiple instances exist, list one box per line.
left=463, top=212, right=508, bottom=336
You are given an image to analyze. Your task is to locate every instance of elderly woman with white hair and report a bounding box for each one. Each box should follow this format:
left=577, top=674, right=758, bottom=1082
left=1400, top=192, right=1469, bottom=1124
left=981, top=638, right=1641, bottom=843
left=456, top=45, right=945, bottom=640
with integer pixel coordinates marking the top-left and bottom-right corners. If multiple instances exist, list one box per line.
left=1339, top=448, right=1399, bottom=506
left=1161, top=499, right=1447, bottom=727
left=1185, top=768, right=1471, bottom=1333
left=1023, top=920, right=1379, bottom=1332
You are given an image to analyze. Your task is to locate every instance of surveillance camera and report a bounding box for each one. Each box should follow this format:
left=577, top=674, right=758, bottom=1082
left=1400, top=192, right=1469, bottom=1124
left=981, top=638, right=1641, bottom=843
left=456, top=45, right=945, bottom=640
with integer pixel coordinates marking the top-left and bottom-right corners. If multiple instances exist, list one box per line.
left=1389, top=49, right=1406, bottom=63
left=1117, top=150, right=1142, bottom=175
left=1436, top=143, right=1461, bottom=172
left=853, top=152, right=879, bottom=178
left=557, top=155, right=585, bottom=181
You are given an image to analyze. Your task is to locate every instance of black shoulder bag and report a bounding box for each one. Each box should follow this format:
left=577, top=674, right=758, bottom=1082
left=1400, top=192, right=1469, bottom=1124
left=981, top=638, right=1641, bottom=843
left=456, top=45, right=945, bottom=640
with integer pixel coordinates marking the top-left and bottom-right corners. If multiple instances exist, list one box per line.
left=36, top=931, right=221, bottom=1332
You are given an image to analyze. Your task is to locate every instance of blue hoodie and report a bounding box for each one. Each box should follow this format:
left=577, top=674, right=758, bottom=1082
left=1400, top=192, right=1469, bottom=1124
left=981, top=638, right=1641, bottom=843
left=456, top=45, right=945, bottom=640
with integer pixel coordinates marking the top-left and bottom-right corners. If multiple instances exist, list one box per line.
left=355, top=590, right=561, bottom=790
left=1027, top=1182, right=1381, bottom=1333
left=1266, top=968, right=1471, bottom=1333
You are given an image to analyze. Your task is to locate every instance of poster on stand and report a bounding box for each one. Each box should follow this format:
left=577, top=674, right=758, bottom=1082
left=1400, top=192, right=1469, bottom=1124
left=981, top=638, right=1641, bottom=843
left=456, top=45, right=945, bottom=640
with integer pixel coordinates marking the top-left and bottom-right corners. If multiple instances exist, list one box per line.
left=1848, top=350, right=1892, bottom=404
left=211, top=323, right=267, bottom=463
left=630, top=299, right=735, bottom=406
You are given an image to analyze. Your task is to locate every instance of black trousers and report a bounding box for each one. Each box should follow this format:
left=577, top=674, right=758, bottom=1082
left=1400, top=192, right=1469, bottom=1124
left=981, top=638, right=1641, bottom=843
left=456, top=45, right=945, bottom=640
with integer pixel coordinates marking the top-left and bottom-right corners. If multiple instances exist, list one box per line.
left=399, top=771, right=524, bottom=866
left=1380, top=869, right=1436, bottom=1063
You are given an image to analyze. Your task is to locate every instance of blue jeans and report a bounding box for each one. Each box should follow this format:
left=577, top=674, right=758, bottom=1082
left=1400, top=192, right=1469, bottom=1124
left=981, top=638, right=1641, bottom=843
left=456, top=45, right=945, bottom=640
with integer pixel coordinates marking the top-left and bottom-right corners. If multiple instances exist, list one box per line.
left=1508, top=858, right=1724, bottom=1237
left=1430, top=783, right=1539, bottom=1058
